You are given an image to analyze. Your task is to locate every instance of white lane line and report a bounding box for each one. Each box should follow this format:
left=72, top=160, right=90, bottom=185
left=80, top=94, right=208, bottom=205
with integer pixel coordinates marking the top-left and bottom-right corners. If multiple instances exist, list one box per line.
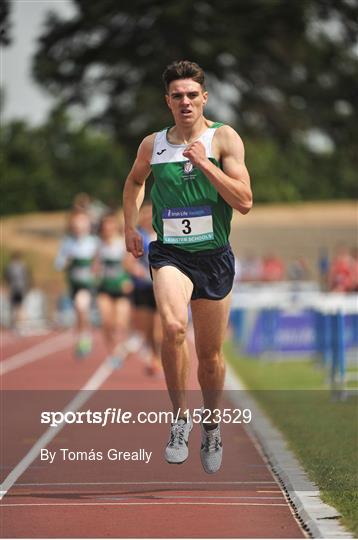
left=0, top=359, right=114, bottom=500
left=1, top=333, right=17, bottom=346
left=1, top=332, right=74, bottom=375
left=14, top=480, right=277, bottom=487
left=96, top=495, right=283, bottom=500
left=0, top=501, right=288, bottom=507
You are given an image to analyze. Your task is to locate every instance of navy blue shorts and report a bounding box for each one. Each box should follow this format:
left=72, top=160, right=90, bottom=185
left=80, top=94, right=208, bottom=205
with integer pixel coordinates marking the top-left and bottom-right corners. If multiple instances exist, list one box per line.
left=131, top=285, right=156, bottom=311
left=148, top=241, right=235, bottom=301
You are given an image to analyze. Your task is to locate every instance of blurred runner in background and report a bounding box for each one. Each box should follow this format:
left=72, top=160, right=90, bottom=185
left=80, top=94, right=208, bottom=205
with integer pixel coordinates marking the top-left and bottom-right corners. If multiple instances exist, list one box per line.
left=55, top=210, right=98, bottom=357
left=4, top=251, right=31, bottom=332
left=73, top=192, right=109, bottom=234
left=96, top=212, right=133, bottom=367
left=126, top=203, right=162, bottom=376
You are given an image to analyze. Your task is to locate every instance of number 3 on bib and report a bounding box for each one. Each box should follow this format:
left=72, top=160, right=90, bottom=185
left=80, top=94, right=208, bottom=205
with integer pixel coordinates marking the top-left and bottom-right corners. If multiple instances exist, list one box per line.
left=162, top=206, right=214, bottom=244
left=182, top=219, right=191, bottom=234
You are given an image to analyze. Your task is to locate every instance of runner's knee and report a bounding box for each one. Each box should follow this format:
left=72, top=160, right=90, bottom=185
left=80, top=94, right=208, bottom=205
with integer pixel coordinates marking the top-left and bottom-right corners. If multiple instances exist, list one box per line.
left=162, top=318, right=187, bottom=344
left=197, top=351, right=224, bottom=373
left=74, top=290, right=91, bottom=312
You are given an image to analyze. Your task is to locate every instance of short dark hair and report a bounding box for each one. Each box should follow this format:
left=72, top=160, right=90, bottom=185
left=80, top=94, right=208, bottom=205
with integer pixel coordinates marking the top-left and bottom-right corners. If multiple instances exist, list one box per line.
left=162, top=60, right=206, bottom=93
left=98, top=211, right=118, bottom=234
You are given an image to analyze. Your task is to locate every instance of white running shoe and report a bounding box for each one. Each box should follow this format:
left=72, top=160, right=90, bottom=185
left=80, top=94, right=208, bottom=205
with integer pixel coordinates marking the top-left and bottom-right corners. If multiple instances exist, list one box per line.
left=165, top=417, right=193, bottom=464
left=200, top=422, right=223, bottom=474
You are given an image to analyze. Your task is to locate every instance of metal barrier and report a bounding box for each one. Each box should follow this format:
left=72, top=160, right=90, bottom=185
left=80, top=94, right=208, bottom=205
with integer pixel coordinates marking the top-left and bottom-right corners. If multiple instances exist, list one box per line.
left=229, top=284, right=358, bottom=394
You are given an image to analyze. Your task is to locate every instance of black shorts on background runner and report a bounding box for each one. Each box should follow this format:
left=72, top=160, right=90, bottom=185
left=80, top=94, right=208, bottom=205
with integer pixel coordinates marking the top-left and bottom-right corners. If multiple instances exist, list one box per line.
left=131, top=285, right=156, bottom=310
left=97, top=288, right=131, bottom=300
left=149, top=241, right=235, bottom=301
left=69, top=284, right=93, bottom=300
left=10, top=291, right=24, bottom=306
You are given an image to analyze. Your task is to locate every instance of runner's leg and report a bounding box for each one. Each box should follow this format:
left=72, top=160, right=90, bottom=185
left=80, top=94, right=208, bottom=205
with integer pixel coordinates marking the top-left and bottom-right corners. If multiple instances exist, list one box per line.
left=73, top=289, right=92, bottom=356
left=191, top=293, right=232, bottom=417
left=97, top=293, right=115, bottom=353
left=98, top=294, right=131, bottom=355
left=73, top=289, right=91, bottom=333
left=152, top=266, right=193, bottom=415
left=134, top=307, right=162, bottom=373
left=114, top=296, right=131, bottom=340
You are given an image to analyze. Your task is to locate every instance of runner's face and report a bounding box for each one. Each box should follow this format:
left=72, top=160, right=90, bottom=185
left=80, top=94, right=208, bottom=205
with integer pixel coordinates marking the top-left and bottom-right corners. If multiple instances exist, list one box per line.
left=166, top=79, right=208, bottom=125
left=70, top=214, right=90, bottom=237
left=101, top=217, right=117, bottom=238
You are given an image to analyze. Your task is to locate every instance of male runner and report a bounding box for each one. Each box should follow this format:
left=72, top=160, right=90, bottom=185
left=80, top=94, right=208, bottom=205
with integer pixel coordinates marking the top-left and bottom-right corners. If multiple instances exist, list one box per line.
left=123, top=60, right=252, bottom=473
left=55, top=210, right=98, bottom=357
left=126, top=203, right=162, bottom=376
left=96, top=212, right=133, bottom=366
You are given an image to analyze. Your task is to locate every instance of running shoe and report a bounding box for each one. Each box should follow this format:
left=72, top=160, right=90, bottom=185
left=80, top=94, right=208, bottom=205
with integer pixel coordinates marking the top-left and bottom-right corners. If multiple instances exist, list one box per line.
left=75, top=335, right=92, bottom=358
left=165, top=417, right=193, bottom=464
left=200, top=422, right=223, bottom=474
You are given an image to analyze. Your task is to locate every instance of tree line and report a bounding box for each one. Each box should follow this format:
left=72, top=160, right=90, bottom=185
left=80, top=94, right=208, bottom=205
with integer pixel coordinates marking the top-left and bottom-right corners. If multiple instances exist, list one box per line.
left=1, top=0, right=357, bottom=214
left=1, top=105, right=356, bottom=216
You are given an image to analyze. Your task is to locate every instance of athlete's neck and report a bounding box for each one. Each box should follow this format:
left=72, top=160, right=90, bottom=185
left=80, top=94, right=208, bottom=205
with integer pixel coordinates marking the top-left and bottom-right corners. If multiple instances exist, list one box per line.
left=169, top=117, right=213, bottom=145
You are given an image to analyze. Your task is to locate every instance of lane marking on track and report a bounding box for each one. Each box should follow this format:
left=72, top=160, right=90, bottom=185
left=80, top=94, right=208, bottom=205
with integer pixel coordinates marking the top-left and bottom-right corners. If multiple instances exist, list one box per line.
left=1, top=333, right=17, bottom=346
left=0, top=501, right=288, bottom=507
left=95, top=495, right=284, bottom=500
left=1, top=332, right=74, bottom=375
left=14, top=480, right=277, bottom=487
left=0, top=359, right=113, bottom=500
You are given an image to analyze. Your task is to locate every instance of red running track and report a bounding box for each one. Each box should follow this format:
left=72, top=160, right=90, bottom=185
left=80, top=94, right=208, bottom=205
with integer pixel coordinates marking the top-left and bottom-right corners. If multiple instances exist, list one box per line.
left=0, top=329, right=306, bottom=538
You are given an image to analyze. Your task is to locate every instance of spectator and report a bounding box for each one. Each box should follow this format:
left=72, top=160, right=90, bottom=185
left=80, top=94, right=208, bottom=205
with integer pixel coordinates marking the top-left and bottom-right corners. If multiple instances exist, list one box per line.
left=318, top=248, right=330, bottom=291
left=287, top=257, right=310, bottom=281
left=4, top=251, right=31, bottom=331
left=240, top=253, right=263, bottom=282
left=329, top=245, right=355, bottom=292
left=262, top=253, right=285, bottom=282
left=351, top=248, right=358, bottom=292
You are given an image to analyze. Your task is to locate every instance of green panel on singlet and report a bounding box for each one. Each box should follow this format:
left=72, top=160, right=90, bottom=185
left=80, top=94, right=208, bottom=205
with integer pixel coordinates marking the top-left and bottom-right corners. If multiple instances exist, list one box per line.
left=150, top=126, right=233, bottom=252
left=67, top=258, right=94, bottom=287
left=100, top=260, right=131, bottom=293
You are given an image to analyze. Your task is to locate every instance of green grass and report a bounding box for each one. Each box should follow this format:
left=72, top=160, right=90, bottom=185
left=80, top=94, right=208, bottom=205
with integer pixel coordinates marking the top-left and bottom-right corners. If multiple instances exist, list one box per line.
left=225, top=341, right=358, bottom=536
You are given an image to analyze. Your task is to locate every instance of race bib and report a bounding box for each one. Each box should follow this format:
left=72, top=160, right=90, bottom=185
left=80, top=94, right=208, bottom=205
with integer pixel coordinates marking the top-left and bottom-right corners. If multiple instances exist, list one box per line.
left=162, top=206, right=214, bottom=244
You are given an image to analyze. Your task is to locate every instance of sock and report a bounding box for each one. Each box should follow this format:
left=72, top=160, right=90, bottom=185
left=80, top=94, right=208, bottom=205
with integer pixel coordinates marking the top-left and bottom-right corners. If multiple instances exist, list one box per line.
left=204, top=423, right=218, bottom=431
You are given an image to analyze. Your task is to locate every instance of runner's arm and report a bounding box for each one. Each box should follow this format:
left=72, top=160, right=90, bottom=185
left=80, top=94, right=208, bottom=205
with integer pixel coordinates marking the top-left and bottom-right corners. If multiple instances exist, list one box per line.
left=183, top=126, right=252, bottom=214
left=123, top=135, right=154, bottom=257
left=54, top=237, right=71, bottom=271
